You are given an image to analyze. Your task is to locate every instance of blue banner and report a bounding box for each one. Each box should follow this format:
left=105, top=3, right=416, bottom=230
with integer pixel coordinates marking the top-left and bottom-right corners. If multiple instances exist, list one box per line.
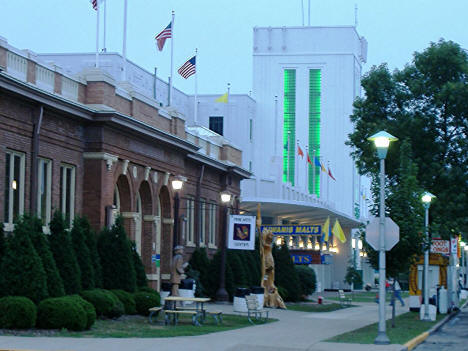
left=260, top=225, right=321, bottom=236
left=291, top=254, right=314, bottom=265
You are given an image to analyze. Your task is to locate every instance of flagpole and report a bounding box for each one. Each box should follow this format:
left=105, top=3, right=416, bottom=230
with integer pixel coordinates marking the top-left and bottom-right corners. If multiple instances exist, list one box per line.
left=312, top=149, right=316, bottom=195
left=305, top=145, right=309, bottom=192
left=103, top=0, right=107, bottom=52
left=301, top=0, right=304, bottom=26
left=327, top=160, right=330, bottom=205
left=274, top=95, right=278, bottom=156
left=122, top=0, right=128, bottom=81
left=95, top=1, right=100, bottom=68
left=308, top=0, right=311, bottom=26
left=194, top=48, right=198, bottom=125
left=169, top=10, right=175, bottom=106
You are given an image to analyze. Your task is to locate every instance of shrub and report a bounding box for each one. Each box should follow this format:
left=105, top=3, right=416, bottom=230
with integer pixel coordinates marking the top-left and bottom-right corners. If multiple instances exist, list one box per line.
left=345, top=265, right=363, bottom=287
left=227, top=250, right=248, bottom=288
left=37, top=297, right=87, bottom=331
left=189, top=248, right=210, bottom=294
left=131, top=242, right=148, bottom=288
left=205, top=250, right=234, bottom=299
left=27, top=215, right=65, bottom=297
left=1, top=217, right=48, bottom=303
left=111, top=289, right=136, bottom=315
left=49, top=211, right=81, bottom=294
left=66, top=295, right=96, bottom=329
left=133, top=291, right=160, bottom=316
left=273, top=244, right=301, bottom=302
left=71, top=217, right=95, bottom=290
left=295, top=265, right=317, bottom=296
left=79, top=216, right=103, bottom=288
left=81, top=289, right=124, bottom=318
left=98, top=217, right=136, bottom=292
left=0, top=296, right=37, bottom=329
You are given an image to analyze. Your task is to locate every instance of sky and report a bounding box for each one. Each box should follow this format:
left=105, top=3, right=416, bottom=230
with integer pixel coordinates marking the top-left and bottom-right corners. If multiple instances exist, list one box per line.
left=1, top=0, right=467, bottom=95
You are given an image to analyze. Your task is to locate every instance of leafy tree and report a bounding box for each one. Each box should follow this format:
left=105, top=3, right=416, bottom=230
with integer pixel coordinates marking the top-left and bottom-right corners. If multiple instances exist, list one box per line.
left=131, top=242, right=148, bottom=288
left=273, top=243, right=301, bottom=302
left=296, top=265, right=317, bottom=296
left=49, top=211, right=82, bottom=294
left=71, top=217, right=95, bottom=290
left=344, top=264, right=363, bottom=287
left=348, top=40, right=468, bottom=239
left=98, top=217, right=136, bottom=292
left=1, top=216, right=48, bottom=303
left=78, top=216, right=102, bottom=288
left=27, top=215, right=65, bottom=297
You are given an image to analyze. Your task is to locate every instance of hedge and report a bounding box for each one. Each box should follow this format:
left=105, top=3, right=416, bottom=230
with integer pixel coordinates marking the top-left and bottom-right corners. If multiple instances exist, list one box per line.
left=37, top=296, right=87, bottom=331
left=66, top=295, right=96, bottom=329
left=81, top=289, right=124, bottom=318
left=0, top=296, right=37, bottom=329
left=133, top=291, right=160, bottom=316
left=111, top=289, right=137, bottom=315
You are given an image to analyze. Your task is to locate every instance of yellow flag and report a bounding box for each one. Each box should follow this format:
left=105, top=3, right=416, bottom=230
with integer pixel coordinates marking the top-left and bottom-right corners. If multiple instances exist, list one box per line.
left=332, top=219, right=346, bottom=243
left=322, top=216, right=330, bottom=242
left=215, top=92, right=228, bottom=103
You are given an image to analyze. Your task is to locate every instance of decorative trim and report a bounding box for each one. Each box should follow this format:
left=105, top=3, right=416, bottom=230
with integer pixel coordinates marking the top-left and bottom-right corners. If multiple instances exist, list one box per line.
left=161, top=274, right=171, bottom=280
left=163, top=172, right=170, bottom=186
left=144, top=166, right=151, bottom=181
left=121, top=211, right=139, bottom=222
left=162, top=217, right=174, bottom=225
left=132, top=166, right=138, bottom=179
left=122, top=159, right=129, bottom=175
left=146, top=274, right=159, bottom=281
left=208, top=244, right=218, bottom=250
left=83, top=152, right=118, bottom=171
left=143, top=215, right=159, bottom=222
left=186, top=242, right=196, bottom=248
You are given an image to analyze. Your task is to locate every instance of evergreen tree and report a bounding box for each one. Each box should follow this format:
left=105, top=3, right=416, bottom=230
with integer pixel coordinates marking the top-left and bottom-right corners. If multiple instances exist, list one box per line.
left=1, top=216, right=48, bottom=303
left=188, top=247, right=211, bottom=291
left=131, top=242, right=148, bottom=288
left=49, top=211, right=82, bottom=294
left=27, top=215, right=65, bottom=297
left=205, top=250, right=234, bottom=299
left=0, top=224, right=4, bottom=296
left=227, top=250, right=248, bottom=288
left=79, top=216, right=102, bottom=288
left=273, top=243, right=301, bottom=302
left=71, top=217, right=95, bottom=290
left=98, top=217, right=136, bottom=292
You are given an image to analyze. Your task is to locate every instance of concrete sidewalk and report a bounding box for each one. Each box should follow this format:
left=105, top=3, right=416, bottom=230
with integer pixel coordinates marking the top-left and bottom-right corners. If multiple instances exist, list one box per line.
left=0, top=300, right=408, bottom=351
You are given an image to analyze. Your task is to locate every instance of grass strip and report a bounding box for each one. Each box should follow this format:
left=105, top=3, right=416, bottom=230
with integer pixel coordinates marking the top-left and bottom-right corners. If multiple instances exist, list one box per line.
left=0, top=314, right=276, bottom=338
left=287, top=303, right=348, bottom=312
left=326, top=311, right=443, bottom=344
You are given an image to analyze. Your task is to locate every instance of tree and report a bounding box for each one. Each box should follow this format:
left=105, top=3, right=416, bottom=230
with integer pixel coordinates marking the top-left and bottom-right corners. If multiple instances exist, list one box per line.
left=273, top=243, right=301, bottom=302
left=71, top=217, right=95, bottom=290
left=348, top=40, right=468, bottom=239
left=131, top=242, right=148, bottom=288
left=1, top=216, right=48, bottom=303
left=49, top=211, right=82, bottom=294
left=98, top=217, right=136, bottom=292
left=78, top=216, right=102, bottom=288
left=27, top=215, right=65, bottom=297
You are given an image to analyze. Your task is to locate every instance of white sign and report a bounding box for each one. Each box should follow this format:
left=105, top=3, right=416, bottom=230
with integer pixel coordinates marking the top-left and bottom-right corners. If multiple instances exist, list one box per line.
left=227, top=215, right=256, bottom=250
left=430, top=239, right=450, bottom=255
left=450, top=238, right=458, bottom=255
left=365, top=217, right=400, bottom=251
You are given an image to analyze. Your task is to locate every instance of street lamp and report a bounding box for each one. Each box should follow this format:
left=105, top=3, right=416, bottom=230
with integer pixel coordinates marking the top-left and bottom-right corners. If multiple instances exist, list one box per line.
left=368, top=131, right=398, bottom=345
left=216, top=190, right=232, bottom=302
left=421, top=191, right=435, bottom=321
left=171, top=175, right=186, bottom=249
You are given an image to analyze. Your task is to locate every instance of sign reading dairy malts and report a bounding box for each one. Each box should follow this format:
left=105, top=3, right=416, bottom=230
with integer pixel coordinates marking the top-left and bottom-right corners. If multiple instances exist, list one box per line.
left=227, top=215, right=256, bottom=250
left=430, top=239, right=450, bottom=255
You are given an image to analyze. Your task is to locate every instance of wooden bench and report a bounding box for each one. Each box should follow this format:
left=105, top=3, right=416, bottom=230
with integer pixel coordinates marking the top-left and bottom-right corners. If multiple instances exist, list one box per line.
left=338, top=289, right=352, bottom=307
left=206, top=310, right=223, bottom=324
left=148, top=307, right=163, bottom=324
left=245, top=294, right=269, bottom=324
left=164, top=309, right=201, bottom=326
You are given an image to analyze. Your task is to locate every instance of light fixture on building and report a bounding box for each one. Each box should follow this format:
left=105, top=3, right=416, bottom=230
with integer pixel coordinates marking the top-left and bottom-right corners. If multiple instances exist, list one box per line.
left=358, top=239, right=363, bottom=250
left=288, top=236, right=293, bottom=247
left=307, top=239, right=313, bottom=249
left=299, top=238, right=304, bottom=248
left=276, top=236, right=282, bottom=246
left=171, top=175, right=186, bottom=191
left=11, top=180, right=17, bottom=190
left=359, top=251, right=364, bottom=257
left=352, top=238, right=356, bottom=249
left=220, top=191, right=232, bottom=204
left=314, top=240, right=320, bottom=250
left=322, top=242, right=327, bottom=251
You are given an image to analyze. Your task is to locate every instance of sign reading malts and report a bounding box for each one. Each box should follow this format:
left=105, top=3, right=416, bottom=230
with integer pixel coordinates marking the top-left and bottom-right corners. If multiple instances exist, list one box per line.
left=291, top=254, right=314, bottom=265
left=260, top=225, right=321, bottom=236
left=430, top=239, right=450, bottom=255
left=228, top=215, right=256, bottom=250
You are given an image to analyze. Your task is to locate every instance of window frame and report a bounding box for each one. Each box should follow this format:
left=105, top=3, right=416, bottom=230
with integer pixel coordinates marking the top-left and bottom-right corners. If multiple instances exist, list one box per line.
left=208, top=201, right=217, bottom=248
left=199, top=198, right=206, bottom=246
left=186, top=196, right=195, bottom=245
left=60, top=163, right=76, bottom=227
left=37, top=158, right=52, bottom=227
left=3, top=150, right=25, bottom=231
left=209, top=116, right=224, bottom=136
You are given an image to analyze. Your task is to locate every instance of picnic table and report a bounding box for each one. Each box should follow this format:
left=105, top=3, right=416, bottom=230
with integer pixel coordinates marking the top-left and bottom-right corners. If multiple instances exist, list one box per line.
left=163, top=296, right=212, bottom=325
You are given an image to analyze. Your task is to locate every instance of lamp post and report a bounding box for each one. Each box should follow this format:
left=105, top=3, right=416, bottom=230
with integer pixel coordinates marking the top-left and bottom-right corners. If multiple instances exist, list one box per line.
left=421, top=191, right=435, bottom=321
left=216, top=190, right=232, bottom=302
left=368, top=131, right=398, bottom=345
left=461, top=242, right=466, bottom=288
left=171, top=175, right=186, bottom=250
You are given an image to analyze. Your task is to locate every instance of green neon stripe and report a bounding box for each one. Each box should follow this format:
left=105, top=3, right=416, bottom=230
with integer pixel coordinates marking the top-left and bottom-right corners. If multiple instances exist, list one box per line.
left=308, top=69, right=321, bottom=196
left=283, top=69, right=296, bottom=185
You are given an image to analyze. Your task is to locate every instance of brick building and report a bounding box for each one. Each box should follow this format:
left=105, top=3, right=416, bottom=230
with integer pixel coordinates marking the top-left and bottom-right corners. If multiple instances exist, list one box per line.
left=0, top=37, right=249, bottom=290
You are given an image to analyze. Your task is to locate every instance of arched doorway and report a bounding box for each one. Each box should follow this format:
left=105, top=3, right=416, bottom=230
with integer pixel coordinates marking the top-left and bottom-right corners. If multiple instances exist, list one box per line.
left=159, top=185, right=172, bottom=281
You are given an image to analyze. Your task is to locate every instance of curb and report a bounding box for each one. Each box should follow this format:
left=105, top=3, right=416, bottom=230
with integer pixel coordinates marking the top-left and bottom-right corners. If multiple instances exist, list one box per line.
left=401, top=299, right=468, bottom=351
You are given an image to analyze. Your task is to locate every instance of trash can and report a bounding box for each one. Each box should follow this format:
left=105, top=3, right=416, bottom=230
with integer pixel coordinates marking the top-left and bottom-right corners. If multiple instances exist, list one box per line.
left=250, top=286, right=265, bottom=308
left=318, top=296, right=323, bottom=304
left=160, top=282, right=171, bottom=305
left=233, top=288, right=251, bottom=312
left=179, top=279, right=196, bottom=305
left=439, top=287, right=448, bottom=314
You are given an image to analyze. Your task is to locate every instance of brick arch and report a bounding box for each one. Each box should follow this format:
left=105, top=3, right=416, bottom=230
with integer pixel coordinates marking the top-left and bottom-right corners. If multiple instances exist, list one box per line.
left=116, top=174, right=132, bottom=212
left=137, top=181, right=153, bottom=274
left=138, top=181, right=153, bottom=215
left=159, top=185, right=172, bottom=280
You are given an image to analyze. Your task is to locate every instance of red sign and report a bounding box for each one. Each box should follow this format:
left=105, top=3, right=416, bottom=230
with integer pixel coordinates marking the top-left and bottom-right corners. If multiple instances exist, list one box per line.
left=430, top=239, right=450, bottom=255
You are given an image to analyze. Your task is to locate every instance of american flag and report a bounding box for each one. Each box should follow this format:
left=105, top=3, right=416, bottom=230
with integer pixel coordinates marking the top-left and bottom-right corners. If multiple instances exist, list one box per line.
left=177, top=56, right=196, bottom=79
left=91, top=0, right=98, bottom=10
left=155, top=23, right=172, bottom=51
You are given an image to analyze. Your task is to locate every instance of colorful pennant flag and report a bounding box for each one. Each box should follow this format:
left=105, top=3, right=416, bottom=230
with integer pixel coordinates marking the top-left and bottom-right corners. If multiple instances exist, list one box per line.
left=91, top=0, right=98, bottom=10
left=322, top=217, right=330, bottom=242
left=328, top=167, right=336, bottom=181
left=314, top=156, right=321, bottom=168
left=332, top=219, right=346, bottom=243
left=178, top=56, right=196, bottom=79
left=297, top=145, right=304, bottom=158
left=320, top=161, right=326, bottom=173
left=307, top=153, right=312, bottom=165
left=155, top=22, right=172, bottom=51
left=215, top=92, right=228, bottom=103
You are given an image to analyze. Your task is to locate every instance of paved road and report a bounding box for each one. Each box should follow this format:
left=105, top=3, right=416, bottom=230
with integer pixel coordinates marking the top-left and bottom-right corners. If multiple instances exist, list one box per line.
left=415, top=305, right=468, bottom=351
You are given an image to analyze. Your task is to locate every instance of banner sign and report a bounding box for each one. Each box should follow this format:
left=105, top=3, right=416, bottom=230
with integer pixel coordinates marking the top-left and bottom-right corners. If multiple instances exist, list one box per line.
left=451, top=237, right=458, bottom=255
left=228, top=215, right=256, bottom=250
left=260, top=225, right=322, bottom=236
left=430, top=239, right=450, bottom=255
left=291, top=254, right=313, bottom=265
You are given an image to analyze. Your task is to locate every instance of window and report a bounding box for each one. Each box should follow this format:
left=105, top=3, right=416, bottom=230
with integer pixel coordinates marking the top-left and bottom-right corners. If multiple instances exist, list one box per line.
left=4, top=150, right=25, bottom=229
left=208, top=202, right=217, bottom=247
left=60, top=164, right=76, bottom=226
left=283, top=69, right=296, bottom=185
left=37, top=158, right=52, bottom=225
left=186, top=196, right=195, bottom=244
left=249, top=119, right=253, bottom=141
left=199, top=198, right=206, bottom=245
left=308, top=69, right=322, bottom=196
left=209, top=116, right=223, bottom=136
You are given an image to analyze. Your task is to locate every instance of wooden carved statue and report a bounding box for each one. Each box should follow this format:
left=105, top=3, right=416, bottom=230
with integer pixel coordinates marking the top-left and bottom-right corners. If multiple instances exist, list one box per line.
left=260, top=228, right=286, bottom=309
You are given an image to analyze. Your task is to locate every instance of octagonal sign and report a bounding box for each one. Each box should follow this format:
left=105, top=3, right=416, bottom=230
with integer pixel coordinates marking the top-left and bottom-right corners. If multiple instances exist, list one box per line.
left=365, top=217, right=400, bottom=251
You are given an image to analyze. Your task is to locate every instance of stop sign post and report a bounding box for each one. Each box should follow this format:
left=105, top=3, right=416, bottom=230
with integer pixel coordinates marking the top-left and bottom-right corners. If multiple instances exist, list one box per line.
left=366, top=217, right=400, bottom=251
